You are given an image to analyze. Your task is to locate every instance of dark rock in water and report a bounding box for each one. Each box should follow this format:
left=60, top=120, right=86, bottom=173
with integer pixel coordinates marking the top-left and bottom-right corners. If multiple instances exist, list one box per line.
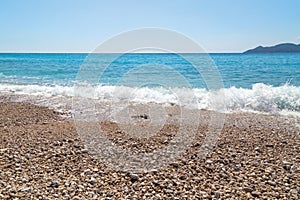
left=131, top=114, right=149, bottom=119
left=244, top=43, right=300, bottom=53
left=140, top=114, right=148, bottom=119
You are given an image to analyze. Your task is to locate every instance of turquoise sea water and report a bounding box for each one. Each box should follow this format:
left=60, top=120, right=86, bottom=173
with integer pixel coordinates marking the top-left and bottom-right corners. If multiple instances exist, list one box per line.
left=0, top=53, right=299, bottom=87
left=0, top=53, right=299, bottom=114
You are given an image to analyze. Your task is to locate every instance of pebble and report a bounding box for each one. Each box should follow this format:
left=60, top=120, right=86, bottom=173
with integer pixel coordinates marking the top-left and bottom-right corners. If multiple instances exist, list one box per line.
left=49, top=181, right=59, bottom=188
left=81, top=149, right=89, bottom=153
left=90, top=177, right=96, bottom=184
left=251, top=191, right=261, bottom=197
left=282, top=161, right=292, bottom=170
left=291, top=165, right=298, bottom=172
left=206, top=159, right=213, bottom=164
left=282, top=160, right=292, bottom=165
left=20, top=187, right=31, bottom=192
left=289, top=189, right=298, bottom=197
left=254, top=147, right=260, bottom=152
left=200, top=191, right=207, bottom=196
left=243, top=187, right=254, bottom=193
left=266, top=143, right=274, bottom=147
left=267, top=180, right=276, bottom=186
left=124, top=187, right=129, bottom=194
left=163, top=189, right=173, bottom=194
left=170, top=162, right=179, bottom=168
left=84, top=169, right=92, bottom=175
left=128, top=173, right=139, bottom=181
left=0, top=148, right=9, bottom=152
left=213, top=191, right=220, bottom=198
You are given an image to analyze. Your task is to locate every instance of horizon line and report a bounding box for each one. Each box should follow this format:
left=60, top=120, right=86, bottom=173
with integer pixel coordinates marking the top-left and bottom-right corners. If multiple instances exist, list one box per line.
left=0, top=51, right=243, bottom=54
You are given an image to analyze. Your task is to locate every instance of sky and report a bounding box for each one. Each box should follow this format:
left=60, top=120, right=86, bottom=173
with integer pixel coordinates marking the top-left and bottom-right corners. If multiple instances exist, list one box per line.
left=1, top=0, right=300, bottom=53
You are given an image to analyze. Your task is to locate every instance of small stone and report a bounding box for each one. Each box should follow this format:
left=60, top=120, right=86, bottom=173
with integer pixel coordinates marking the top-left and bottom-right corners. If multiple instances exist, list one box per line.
left=90, top=177, right=96, bottom=183
left=282, top=161, right=292, bottom=170
left=265, top=167, right=272, bottom=174
left=266, top=144, right=274, bottom=147
left=152, top=180, right=160, bottom=186
left=200, top=191, right=207, bottom=197
left=214, top=191, right=220, bottom=198
left=81, top=149, right=89, bottom=153
left=287, top=173, right=292, bottom=178
left=92, top=173, right=99, bottom=178
left=0, top=148, right=9, bottom=152
left=283, top=165, right=291, bottom=170
left=128, top=173, right=139, bottom=181
left=291, top=165, right=298, bottom=172
left=124, top=187, right=129, bottom=194
left=267, top=180, right=276, bottom=186
left=78, top=184, right=85, bottom=189
left=282, top=160, right=292, bottom=165
left=206, top=159, right=213, bottom=164
left=251, top=191, right=261, bottom=197
left=249, top=172, right=256, bottom=177
left=163, top=189, right=173, bottom=194
left=150, top=169, right=158, bottom=173
left=49, top=181, right=59, bottom=188
left=170, top=162, right=179, bottom=168
left=243, top=187, right=254, bottom=193
left=172, top=180, right=180, bottom=186
left=290, top=189, right=298, bottom=195
left=92, top=168, right=99, bottom=172
left=254, top=147, right=260, bottom=151
left=84, top=169, right=92, bottom=175
left=20, top=187, right=31, bottom=192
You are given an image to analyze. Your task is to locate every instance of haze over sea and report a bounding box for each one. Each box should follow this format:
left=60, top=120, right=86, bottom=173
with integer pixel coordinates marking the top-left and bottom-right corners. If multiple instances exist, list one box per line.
left=0, top=53, right=299, bottom=116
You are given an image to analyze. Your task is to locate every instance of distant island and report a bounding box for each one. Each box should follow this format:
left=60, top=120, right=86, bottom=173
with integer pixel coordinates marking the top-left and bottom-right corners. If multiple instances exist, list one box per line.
left=244, top=43, right=300, bottom=53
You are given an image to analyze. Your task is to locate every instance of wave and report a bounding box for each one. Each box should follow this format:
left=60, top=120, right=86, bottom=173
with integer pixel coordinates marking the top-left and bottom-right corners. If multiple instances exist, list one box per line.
left=0, top=83, right=299, bottom=116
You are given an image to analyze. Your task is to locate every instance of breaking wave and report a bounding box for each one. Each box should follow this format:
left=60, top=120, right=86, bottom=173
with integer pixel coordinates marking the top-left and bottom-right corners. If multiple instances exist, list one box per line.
left=0, top=83, right=299, bottom=116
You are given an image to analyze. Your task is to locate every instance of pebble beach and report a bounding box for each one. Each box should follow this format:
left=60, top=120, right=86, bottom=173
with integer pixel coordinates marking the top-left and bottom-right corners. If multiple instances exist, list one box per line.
left=0, top=101, right=299, bottom=199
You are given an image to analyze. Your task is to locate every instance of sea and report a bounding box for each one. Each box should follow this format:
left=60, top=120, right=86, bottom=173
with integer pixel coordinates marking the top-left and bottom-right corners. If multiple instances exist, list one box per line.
left=0, top=53, right=299, bottom=116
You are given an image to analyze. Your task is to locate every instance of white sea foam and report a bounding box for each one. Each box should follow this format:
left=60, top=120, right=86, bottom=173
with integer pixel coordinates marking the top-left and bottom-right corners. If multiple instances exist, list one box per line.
left=0, top=83, right=299, bottom=116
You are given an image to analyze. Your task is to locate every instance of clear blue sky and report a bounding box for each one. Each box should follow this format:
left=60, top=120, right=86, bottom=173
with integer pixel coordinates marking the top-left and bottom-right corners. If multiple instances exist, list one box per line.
left=1, top=0, right=300, bottom=53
